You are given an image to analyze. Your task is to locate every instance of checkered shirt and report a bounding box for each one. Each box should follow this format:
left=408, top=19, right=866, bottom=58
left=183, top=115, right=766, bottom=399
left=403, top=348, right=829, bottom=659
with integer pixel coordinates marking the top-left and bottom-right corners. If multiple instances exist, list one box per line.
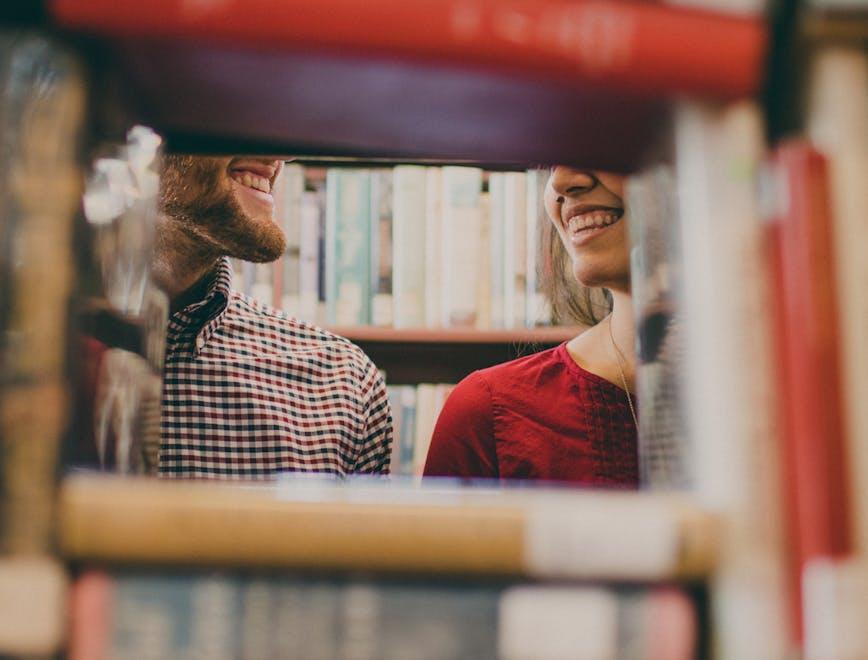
left=159, top=258, right=393, bottom=479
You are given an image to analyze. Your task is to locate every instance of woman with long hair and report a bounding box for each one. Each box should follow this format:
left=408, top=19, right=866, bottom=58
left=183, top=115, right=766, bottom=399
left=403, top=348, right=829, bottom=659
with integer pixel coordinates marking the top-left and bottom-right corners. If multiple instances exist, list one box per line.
left=423, top=167, right=638, bottom=486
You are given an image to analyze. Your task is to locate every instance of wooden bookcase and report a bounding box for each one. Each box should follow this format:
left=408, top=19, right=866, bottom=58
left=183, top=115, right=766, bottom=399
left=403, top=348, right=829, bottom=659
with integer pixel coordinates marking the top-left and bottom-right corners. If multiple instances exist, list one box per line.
left=329, top=326, right=582, bottom=383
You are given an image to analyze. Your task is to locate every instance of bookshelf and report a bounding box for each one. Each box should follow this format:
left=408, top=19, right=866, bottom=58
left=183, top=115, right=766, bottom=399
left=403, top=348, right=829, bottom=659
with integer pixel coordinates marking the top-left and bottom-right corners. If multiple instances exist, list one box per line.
left=329, top=326, right=583, bottom=384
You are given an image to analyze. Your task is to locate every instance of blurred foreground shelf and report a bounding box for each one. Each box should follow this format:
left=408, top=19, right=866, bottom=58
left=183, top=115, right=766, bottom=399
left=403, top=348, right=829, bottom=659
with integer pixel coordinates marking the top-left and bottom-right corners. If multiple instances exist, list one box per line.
left=46, top=0, right=766, bottom=169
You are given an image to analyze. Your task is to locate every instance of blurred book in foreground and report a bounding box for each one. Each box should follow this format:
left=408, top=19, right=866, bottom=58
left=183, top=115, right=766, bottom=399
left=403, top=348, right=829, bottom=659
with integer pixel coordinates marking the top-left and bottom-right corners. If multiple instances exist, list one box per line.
left=59, top=474, right=718, bottom=581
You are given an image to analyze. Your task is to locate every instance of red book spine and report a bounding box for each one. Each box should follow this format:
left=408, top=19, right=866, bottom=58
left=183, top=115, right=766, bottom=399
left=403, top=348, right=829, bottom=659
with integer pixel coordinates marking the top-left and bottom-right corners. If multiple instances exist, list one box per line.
left=68, top=571, right=111, bottom=660
left=49, top=0, right=764, bottom=98
left=767, top=141, right=852, bottom=640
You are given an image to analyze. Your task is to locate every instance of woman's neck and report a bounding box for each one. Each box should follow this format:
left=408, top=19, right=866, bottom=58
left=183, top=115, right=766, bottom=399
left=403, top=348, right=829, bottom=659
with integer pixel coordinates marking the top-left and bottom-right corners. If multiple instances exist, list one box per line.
left=608, top=289, right=636, bottom=380
left=566, top=288, right=636, bottom=392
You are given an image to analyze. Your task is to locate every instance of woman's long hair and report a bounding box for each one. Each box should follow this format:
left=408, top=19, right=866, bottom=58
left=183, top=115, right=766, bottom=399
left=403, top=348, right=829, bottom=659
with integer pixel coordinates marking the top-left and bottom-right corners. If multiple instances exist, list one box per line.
left=539, top=213, right=612, bottom=327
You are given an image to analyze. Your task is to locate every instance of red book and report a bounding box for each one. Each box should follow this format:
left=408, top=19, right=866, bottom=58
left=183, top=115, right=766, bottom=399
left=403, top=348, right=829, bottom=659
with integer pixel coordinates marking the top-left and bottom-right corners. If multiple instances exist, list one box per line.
left=765, top=141, right=852, bottom=641
left=50, top=0, right=764, bottom=98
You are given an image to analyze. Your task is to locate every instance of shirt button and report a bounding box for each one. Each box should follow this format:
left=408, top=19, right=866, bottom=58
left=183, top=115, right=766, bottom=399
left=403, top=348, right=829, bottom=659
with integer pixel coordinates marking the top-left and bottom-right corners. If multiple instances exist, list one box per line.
left=196, top=337, right=205, bottom=351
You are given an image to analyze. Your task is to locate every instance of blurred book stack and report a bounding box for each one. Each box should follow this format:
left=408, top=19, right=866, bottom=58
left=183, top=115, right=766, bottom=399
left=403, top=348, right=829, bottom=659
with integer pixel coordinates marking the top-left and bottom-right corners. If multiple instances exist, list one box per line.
left=0, top=33, right=85, bottom=657
left=61, top=473, right=717, bottom=660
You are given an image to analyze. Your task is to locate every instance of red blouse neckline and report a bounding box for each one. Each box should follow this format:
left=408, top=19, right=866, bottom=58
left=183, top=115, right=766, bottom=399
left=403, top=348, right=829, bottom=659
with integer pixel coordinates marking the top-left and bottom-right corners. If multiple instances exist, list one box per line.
left=554, top=341, right=634, bottom=397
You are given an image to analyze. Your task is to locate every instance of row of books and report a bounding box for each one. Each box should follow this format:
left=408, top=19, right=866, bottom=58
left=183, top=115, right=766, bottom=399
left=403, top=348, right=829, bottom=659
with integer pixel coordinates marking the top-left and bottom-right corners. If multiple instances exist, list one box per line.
left=232, top=164, right=554, bottom=330
left=387, top=383, right=454, bottom=477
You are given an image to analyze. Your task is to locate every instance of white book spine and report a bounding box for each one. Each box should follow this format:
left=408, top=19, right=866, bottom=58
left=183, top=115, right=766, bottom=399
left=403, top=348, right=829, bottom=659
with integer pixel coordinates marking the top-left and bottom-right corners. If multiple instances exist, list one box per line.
left=807, top=48, right=868, bottom=556
left=326, top=170, right=372, bottom=326
left=413, top=384, right=438, bottom=477
left=499, top=587, right=618, bottom=660
left=392, top=166, right=428, bottom=328
left=241, top=261, right=255, bottom=297
left=424, top=167, right=442, bottom=328
left=476, top=190, right=492, bottom=329
left=674, top=99, right=788, bottom=658
left=0, top=558, right=66, bottom=655
left=278, top=163, right=305, bottom=317
left=299, top=189, right=322, bottom=323
left=804, top=558, right=868, bottom=660
left=525, top=169, right=551, bottom=327
left=250, top=263, right=273, bottom=306
left=325, top=170, right=339, bottom=326
left=370, top=169, right=394, bottom=327
left=503, top=173, right=527, bottom=329
left=488, top=173, right=506, bottom=329
left=230, top=258, right=245, bottom=294
left=440, top=167, right=483, bottom=328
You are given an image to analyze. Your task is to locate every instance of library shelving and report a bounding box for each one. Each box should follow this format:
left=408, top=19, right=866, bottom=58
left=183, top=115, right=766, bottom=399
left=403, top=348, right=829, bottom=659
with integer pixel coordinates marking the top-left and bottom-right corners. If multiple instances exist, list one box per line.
left=328, top=326, right=582, bottom=384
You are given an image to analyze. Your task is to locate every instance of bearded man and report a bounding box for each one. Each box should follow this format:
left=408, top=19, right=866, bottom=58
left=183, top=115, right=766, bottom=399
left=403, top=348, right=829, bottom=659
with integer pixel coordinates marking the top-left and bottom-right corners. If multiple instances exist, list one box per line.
left=153, top=155, right=392, bottom=478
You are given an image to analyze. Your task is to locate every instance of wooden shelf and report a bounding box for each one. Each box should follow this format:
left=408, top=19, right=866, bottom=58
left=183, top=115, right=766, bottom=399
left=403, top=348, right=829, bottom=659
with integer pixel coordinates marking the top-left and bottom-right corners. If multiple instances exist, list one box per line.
left=329, top=326, right=582, bottom=344
left=328, top=326, right=582, bottom=384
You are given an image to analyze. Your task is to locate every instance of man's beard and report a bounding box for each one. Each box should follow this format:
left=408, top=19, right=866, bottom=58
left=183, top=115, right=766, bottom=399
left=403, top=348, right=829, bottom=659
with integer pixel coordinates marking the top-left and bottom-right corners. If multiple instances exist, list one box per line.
left=159, top=155, right=285, bottom=263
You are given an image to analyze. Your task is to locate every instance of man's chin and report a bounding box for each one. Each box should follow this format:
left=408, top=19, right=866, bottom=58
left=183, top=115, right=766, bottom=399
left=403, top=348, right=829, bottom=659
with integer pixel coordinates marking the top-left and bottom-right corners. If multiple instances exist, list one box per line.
left=230, top=237, right=285, bottom=263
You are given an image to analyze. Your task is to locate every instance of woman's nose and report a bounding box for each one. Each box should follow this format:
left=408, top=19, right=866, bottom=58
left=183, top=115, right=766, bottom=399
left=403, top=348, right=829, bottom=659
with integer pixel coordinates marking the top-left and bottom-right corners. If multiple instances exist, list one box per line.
left=548, top=166, right=595, bottom=197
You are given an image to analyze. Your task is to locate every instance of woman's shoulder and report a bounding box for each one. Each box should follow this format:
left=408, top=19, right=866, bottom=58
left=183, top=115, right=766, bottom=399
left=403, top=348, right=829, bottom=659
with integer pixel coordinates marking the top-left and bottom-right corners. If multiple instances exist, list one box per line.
left=472, top=343, right=568, bottom=389
left=456, top=344, right=568, bottom=399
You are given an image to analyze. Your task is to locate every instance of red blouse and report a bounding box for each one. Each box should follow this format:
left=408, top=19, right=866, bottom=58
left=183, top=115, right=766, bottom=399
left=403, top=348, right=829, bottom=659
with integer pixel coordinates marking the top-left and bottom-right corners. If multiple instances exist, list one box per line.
left=423, top=343, right=639, bottom=488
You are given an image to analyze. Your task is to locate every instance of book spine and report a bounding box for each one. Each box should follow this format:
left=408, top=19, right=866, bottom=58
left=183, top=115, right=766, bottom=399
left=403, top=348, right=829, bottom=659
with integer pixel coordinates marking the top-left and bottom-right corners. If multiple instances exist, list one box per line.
left=488, top=173, right=506, bottom=329
left=806, top=47, right=868, bottom=558
left=0, top=36, right=85, bottom=555
left=475, top=188, right=492, bottom=329
left=250, top=262, right=273, bottom=306
left=0, top=558, right=68, bottom=656
left=392, top=166, right=427, bottom=328
left=386, top=386, right=403, bottom=473
left=674, top=100, right=790, bottom=657
left=524, top=169, right=551, bottom=327
left=298, top=188, right=323, bottom=323
left=397, top=385, right=418, bottom=476
left=767, top=141, right=852, bottom=642
left=326, top=169, right=372, bottom=326
left=230, top=258, right=245, bottom=293
left=424, top=167, right=442, bottom=328
left=242, top=261, right=255, bottom=296
left=370, top=169, right=394, bottom=327
left=52, top=0, right=766, bottom=98
left=502, top=172, right=527, bottom=329
left=440, top=167, right=483, bottom=327
left=71, top=571, right=697, bottom=660
left=803, top=557, right=868, bottom=660
left=412, top=383, right=438, bottom=476
left=276, top=163, right=305, bottom=316
left=626, top=165, right=690, bottom=490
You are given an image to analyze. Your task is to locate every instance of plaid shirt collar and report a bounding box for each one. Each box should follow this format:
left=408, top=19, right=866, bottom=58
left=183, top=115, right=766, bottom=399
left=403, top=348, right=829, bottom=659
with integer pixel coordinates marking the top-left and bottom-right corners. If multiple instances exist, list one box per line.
left=168, top=256, right=234, bottom=355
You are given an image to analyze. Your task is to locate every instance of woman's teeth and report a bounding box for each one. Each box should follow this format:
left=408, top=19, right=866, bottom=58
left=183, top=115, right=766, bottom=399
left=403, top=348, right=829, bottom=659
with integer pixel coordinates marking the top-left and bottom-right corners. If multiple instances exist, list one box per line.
left=567, top=211, right=620, bottom=232
left=231, top=172, right=271, bottom=193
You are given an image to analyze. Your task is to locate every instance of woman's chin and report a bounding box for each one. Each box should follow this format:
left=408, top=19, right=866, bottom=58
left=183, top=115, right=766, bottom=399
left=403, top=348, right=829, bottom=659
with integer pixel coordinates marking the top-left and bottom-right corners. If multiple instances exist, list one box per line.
left=572, top=265, right=629, bottom=292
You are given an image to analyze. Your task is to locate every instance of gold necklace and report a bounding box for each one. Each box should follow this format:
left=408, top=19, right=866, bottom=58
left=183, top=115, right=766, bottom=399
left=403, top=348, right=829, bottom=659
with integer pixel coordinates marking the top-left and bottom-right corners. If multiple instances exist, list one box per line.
left=607, top=315, right=639, bottom=430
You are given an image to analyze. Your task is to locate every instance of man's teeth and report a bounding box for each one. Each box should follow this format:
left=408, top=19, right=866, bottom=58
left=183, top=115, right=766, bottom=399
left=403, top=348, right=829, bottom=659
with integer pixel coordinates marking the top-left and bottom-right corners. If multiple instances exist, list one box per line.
left=567, top=212, right=620, bottom=232
left=232, top=172, right=271, bottom=193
